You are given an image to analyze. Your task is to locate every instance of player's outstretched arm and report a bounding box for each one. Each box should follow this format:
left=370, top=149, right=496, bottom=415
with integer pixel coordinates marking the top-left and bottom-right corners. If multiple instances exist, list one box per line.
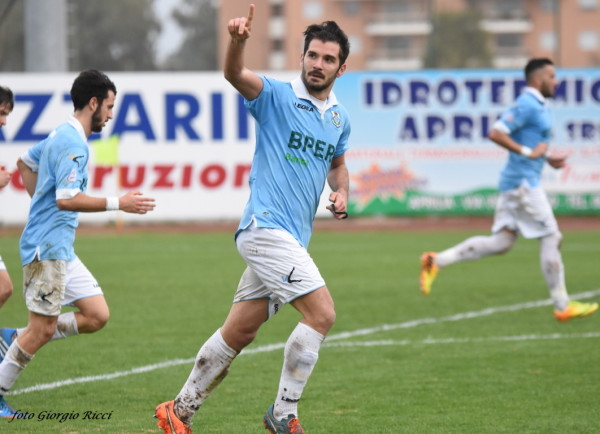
left=224, top=3, right=263, bottom=101
left=56, top=191, right=156, bottom=214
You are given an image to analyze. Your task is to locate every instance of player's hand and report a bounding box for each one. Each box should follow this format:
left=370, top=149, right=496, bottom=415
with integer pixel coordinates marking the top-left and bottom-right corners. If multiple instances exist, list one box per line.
left=326, top=191, right=348, bottom=220
left=119, top=191, right=156, bottom=214
left=530, top=142, right=549, bottom=158
left=228, top=4, right=254, bottom=42
left=0, top=166, right=12, bottom=189
left=546, top=150, right=568, bottom=169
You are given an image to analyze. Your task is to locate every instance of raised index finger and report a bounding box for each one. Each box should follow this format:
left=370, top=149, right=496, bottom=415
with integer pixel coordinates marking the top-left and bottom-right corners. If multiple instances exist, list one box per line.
left=247, top=4, right=255, bottom=26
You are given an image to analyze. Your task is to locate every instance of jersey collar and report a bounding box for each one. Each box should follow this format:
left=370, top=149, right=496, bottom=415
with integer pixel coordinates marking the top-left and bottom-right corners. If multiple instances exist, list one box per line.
left=67, top=115, right=88, bottom=142
left=523, top=86, right=547, bottom=105
left=291, top=76, right=338, bottom=114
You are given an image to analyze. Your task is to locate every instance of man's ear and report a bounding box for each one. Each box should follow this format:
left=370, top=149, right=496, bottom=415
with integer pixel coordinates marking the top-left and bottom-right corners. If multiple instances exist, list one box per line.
left=89, top=96, right=98, bottom=111
left=336, top=64, right=347, bottom=78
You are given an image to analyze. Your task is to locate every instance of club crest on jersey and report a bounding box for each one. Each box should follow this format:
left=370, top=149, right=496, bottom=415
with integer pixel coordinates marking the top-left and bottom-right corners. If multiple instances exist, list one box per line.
left=331, top=111, right=341, bottom=128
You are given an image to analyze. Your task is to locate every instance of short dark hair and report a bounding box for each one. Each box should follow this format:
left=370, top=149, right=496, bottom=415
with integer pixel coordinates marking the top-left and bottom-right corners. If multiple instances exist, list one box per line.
left=525, top=58, right=553, bottom=83
left=303, top=21, right=350, bottom=67
left=0, top=85, right=14, bottom=111
left=70, top=69, right=117, bottom=111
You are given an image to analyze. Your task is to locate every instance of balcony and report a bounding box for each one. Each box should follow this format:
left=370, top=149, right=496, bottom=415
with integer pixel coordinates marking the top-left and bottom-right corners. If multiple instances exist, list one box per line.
left=366, top=11, right=432, bottom=36
left=491, top=46, right=529, bottom=69
left=367, top=47, right=422, bottom=70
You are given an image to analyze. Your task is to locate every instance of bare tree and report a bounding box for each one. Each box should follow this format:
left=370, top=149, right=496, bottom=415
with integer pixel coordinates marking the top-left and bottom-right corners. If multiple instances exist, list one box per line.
left=161, top=0, right=217, bottom=71
left=424, top=8, right=492, bottom=69
left=68, top=0, right=161, bottom=71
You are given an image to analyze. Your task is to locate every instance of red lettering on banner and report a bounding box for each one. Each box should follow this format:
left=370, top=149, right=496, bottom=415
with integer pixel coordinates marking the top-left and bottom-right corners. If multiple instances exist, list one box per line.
left=90, top=163, right=251, bottom=190
left=93, top=166, right=114, bottom=188
left=200, top=164, right=226, bottom=188
left=11, top=171, right=25, bottom=190
left=154, top=165, right=175, bottom=188
left=182, top=165, right=192, bottom=188
left=234, top=164, right=251, bottom=187
left=121, top=166, right=145, bottom=189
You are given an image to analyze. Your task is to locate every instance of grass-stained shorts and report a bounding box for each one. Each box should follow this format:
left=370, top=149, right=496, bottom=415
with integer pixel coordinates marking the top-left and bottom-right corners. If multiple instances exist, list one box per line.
left=23, top=257, right=102, bottom=316
left=492, top=182, right=559, bottom=239
left=234, top=225, right=326, bottom=318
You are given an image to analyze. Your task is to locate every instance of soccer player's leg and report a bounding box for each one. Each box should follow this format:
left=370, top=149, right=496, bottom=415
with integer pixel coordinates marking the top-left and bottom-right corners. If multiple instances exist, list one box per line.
left=156, top=267, right=267, bottom=432
left=420, top=191, right=519, bottom=296
left=519, top=186, right=597, bottom=320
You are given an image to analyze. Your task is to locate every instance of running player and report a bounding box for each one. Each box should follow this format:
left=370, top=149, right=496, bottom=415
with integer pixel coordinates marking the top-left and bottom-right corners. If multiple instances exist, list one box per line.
left=155, top=4, right=351, bottom=433
left=0, top=70, right=156, bottom=417
left=420, top=58, right=598, bottom=322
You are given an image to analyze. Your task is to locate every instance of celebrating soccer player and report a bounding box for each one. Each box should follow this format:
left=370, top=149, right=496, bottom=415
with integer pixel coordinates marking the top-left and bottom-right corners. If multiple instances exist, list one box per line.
left=155, top=4, right=351, bottom=433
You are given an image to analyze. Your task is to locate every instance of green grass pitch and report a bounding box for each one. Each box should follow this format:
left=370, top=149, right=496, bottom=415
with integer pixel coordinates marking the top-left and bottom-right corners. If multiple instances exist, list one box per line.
left=0, top=225, right=598, bottom=433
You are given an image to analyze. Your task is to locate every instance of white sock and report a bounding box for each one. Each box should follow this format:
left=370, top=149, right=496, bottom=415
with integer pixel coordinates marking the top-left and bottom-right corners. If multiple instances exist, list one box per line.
left=540, top=233, right=569, bottom=310
left=174, top=329, right=237, bottom=425
left=17, top=312, right=79, bottom=341
left=273, top=322, right=325, bottom=420
left=436, top=231, right=516, bottom=267
left=0, top=341, right=34, bottom=396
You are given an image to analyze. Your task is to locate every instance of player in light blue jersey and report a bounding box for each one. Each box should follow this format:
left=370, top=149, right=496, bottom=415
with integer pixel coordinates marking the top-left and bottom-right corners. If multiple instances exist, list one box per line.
left=0, top=70, right=155, bottom=417
left=420, top=58, right=598, bottom=322
left=156, top=4, right=350, bottom=434
left=0, top=85, right=15, bottom=311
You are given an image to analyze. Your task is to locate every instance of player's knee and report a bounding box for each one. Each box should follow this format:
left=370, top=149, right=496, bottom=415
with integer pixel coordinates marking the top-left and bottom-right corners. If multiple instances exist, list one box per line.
left=0, top=283, right=13, bottom=305
left=494, top=231, right=517, bottom=254
left=226, top=328, right=257, bottom=351
left=87, top=309, right=110, bottom=332
left=35, top=323, right=56, bottom=344
left=309, top=307, right=336, bottom=335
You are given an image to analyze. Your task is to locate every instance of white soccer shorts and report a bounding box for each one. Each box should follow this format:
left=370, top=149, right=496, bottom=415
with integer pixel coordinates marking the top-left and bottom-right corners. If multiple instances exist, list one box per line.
left=23, top=256, right=103, bottom=316
left=234, top=224, right=326, bottom=318
left=492, top=182, right=559, bottom=239
left=0, top=255, right=6, bottom=271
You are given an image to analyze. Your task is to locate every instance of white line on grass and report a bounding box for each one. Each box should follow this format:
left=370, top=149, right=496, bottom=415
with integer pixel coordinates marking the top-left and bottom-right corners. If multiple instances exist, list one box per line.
left=9, top=289, right=600, bottom=396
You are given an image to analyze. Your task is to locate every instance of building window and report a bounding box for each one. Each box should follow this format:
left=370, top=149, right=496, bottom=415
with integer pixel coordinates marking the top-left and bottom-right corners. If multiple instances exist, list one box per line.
left=540, top=31, right=556, bottom=51
left=579, top=31, right=599, bottom=51
left=495, top=34, right=523, bottom=56
left=493, top=0, right=525, bottom=19
left=303, top=1, right=323, bottom=20
left=272, top=39, right=284, bottom=52
left=343, top=2, right=360, bottom=16
left=348, top=35, right=362, bottom=54
left=271, top=3, right=283, bottom=17
left=540, top=0, right=557, bottom=13
left=579, top=0, right=598, bottom=10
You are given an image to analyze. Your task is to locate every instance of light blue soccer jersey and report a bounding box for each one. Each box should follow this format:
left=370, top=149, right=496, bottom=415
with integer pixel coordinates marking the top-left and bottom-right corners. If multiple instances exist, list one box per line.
left=496, top=87, right=551, bottom=191
left=237, top=76, right=351, bottom=248
left=19, top=117, right=89, bottom=265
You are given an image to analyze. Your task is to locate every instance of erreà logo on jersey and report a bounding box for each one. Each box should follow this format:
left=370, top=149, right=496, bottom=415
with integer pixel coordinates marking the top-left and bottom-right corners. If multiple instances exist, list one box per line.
left=331, top=110, right=341, bottom=128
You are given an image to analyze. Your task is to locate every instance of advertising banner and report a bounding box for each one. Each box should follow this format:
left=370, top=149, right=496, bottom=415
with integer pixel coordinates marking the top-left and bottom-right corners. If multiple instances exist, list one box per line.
left=335, top=69, right=600, bottom=217
left=1, top=69, right=599, bottom=226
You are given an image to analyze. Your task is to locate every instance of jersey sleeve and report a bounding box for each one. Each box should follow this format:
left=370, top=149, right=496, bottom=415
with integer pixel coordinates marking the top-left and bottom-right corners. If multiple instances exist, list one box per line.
left=55, top=146, right=88, bottom=200
left=497, top=98, right=534, bottom=135
left=334, top=111, right=351, bottom=157
left=244, top=76, right=276, bottom=123
left=20, top=135, right=50, bottom=172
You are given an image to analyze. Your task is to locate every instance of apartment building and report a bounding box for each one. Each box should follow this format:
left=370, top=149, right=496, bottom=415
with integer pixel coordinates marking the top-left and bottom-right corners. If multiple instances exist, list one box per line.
left=218, top=0, right=600, bottom=70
